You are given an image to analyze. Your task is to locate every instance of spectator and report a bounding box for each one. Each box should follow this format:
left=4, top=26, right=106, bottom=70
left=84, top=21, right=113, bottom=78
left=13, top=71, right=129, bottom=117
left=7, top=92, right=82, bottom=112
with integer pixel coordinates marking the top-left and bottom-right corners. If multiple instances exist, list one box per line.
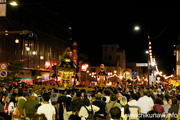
left=57, top=90, right=66, bottom=120
left=63, top=89, right=73, bottom=120
left=0, top=93, right=5, bottom=113
left=120, top=96, right=130, bottom=120
left=23, top=93, right=39, bottom=119
left=109, top=107, right=122, bottom=120
left=152, top=97, right=164, bottom=114
left=128, top=93, right=140, bottom=120
left=50, top=88, right=60, bottom=108
left=37, top=93, right=56, bottom=120
left=78, top=97, right=100, bottom=120
left=137, top=89, right=154, bottom=120
left=7, top=94, right=18, bottom=120
left=167, top=96, right=179, bottom=120
left=105, top=93, right=121, bottom=119
left=71, top=91, right=83, bottom=113
left=103, top=89, right=110, bottom=103
left=163, top=95, right=171, bottom=116
left=32, top=113, right=47, bottom=120
left=17, top=90, right=30, bottom=120
left=92, top=92, right=106, bottom=119
left=4, top=87, right=13, bottom=104
left=146, top=110, right=161, bottom=120
left=68, top=107, right=81, bottom=120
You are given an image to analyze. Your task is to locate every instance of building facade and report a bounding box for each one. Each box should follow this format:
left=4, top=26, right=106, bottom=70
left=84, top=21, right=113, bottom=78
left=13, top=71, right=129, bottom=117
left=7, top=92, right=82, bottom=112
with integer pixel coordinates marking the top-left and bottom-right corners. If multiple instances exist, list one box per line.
left=175, top=38, right=180, bottom=79
left=0, top=3, right=72, bottom=82
left=102, top=44, right=126, bottom=68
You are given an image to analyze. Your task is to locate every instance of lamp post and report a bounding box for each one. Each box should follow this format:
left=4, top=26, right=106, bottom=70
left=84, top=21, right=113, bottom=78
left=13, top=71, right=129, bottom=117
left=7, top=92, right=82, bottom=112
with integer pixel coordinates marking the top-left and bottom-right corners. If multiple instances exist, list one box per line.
left=135, top=26, right=151, bottom=87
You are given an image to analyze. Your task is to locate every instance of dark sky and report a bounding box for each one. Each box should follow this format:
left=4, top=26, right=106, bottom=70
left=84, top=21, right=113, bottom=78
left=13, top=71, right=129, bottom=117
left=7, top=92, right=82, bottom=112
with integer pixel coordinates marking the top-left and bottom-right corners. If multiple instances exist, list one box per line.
left=74, top=5, right=180, bottom=75
left=18, top=1, right=180, bottom=75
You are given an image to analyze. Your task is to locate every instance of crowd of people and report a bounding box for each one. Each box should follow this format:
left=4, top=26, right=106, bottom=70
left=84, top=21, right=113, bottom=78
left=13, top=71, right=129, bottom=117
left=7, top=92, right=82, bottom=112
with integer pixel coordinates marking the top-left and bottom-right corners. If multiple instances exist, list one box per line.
left=0, top=82, right=180, bottom=120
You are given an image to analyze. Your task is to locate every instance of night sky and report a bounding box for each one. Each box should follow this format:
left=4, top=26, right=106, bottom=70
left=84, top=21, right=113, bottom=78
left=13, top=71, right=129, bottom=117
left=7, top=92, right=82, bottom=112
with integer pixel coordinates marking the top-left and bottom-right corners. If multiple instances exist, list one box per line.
left=17, top=1, right=180, bottom=75
left=74, top=5, right=180, bottom=75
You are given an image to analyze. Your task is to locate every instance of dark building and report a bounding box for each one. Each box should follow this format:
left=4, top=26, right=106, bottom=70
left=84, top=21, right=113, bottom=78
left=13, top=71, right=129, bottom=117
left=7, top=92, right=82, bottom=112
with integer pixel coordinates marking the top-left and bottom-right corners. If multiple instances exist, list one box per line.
left=0, top=1, right=72, bottom=81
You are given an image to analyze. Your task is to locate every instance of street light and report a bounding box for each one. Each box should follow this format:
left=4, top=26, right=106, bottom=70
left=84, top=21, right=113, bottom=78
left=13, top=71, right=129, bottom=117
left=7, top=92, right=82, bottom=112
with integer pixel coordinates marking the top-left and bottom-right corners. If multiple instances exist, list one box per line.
left=135, top=26, right=151, bottom=87
left=9, top=1, right=18, bottom=6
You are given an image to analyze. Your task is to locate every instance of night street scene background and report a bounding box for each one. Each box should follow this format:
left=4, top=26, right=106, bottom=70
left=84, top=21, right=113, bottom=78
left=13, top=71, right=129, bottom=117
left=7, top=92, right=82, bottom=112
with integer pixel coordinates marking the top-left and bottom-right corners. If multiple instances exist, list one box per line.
left=1, top=1, right=180, bottom=120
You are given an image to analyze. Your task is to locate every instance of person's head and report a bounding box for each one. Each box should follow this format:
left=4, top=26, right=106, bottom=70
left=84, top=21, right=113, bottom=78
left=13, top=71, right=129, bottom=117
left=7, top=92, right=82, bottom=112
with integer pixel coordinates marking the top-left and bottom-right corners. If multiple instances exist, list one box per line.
left=59, top=90, right=65, bottom=96
left=109, top=107, right=121, bottom=120
left=42, top=93, right=50, bottom=102
left=76, top=91, right=81, bottom=97
left=32, top=113, right=47, bottom=120
left=18, top=89, right=24, bottom=96
left=102, top=97, right=106, bottom=102
left=82, top=97, right=90, bottom=106
left=110, top=94, right=117, bottom=101
left=95, top=92, right=102, bottom=99
left=171, top=96, right=178, bottom=106
left=66, top=89, right=71, bottom=95
left=13, top=88, right=18, bottom=94
left=130, top=93, right=137, bottom=100
left=10, top=94, right=18, bottom=103
left=24, top=91, right=31, bottom=99
left=143, top=89, right=149, bottom=96
left=31, top=93, right=38, bottom=100
left=104, top=90, right=110, bottom=96
left=120, top=96, right=127, bottom=106
left=147, top=110, right=161, bottom=120
left=154, top=97, right=163, bottom=105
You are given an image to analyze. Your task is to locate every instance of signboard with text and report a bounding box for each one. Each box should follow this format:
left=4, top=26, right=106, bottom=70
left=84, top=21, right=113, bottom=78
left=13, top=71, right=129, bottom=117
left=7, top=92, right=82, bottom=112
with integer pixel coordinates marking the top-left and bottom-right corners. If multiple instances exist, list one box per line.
left=136, top=63, right=148, bottom=67
left=0, top=0, right=6, bottom=17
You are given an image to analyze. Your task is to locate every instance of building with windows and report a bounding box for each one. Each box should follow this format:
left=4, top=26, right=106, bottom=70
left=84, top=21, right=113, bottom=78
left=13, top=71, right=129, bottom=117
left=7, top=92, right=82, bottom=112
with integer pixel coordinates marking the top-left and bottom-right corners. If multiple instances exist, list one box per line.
left=80, top=44, right=132, bottom=84
left=0, top=2, right=72, bottom=83
left=102, top=44, right=126, bottom=68
left=175, top=37, right=180, bottom=79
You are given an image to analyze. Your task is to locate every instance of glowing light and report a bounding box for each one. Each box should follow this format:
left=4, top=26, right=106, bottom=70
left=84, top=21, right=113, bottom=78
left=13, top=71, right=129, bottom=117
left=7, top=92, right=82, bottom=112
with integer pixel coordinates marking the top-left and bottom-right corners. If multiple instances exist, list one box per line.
left=151, top=62, right=155, bottom=66
left=134, top=26, right=140, bottom=31
left=10, top=1, right=18, bottom=6
left=40, top=56, right=44, bottom=60
left=81, top=64, right=88, bottom=72
left=26, top=47, right=30, bottom=51
left=15, top=39, right=19, bottom=43
left=32, top=51, right=37, bottom=55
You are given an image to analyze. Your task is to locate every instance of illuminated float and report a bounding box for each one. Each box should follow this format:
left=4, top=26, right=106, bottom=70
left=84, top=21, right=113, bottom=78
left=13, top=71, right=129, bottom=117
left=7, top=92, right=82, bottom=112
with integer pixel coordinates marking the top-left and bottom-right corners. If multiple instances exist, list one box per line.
left=56, top=47, right=77, bottom=88
left=97, top=64, right=107, bottom=84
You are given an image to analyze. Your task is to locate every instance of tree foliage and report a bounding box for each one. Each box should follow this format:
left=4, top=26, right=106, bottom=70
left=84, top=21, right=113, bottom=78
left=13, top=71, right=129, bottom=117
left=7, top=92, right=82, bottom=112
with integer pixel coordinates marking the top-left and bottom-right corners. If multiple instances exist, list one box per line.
left=1, top=60, right=25, bottom=83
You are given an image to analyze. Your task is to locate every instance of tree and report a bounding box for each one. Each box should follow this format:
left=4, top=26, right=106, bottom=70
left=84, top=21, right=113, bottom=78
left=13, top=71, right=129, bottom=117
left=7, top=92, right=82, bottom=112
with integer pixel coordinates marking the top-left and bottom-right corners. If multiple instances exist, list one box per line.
left=1, top=60, right=25, bottom=83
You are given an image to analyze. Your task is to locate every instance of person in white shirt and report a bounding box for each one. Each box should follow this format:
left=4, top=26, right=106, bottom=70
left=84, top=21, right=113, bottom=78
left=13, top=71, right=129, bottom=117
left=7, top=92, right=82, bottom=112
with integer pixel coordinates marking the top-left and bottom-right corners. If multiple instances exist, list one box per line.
left=137, top=89, right=154, bottom=119
left=8, top=94, right=18, bottom=120
left=128, top=93, right=140, bottom=120
left=79, top=97, right=100, bottom=120
left=37, top=93, right=56, bottom=120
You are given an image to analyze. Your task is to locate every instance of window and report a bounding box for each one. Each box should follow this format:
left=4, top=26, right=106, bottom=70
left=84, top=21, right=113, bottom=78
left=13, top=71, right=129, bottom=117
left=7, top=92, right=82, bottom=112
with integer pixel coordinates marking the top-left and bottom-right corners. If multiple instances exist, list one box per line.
left=105, top=47, right=107, bottom=51
left=112, top=47, right=114, bottom=51
left=108, top=55, right=112, bottom=60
